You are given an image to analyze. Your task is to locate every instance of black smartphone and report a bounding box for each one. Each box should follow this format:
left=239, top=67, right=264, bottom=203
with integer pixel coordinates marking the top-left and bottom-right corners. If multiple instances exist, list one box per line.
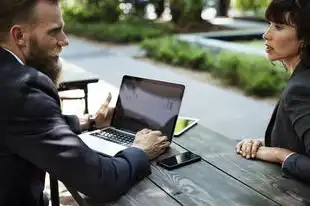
left=157, top=151, right=201, bottom=170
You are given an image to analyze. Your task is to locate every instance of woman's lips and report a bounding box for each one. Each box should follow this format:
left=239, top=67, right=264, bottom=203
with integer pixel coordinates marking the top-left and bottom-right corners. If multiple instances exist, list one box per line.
left=265, top=44, right=274, bottom=52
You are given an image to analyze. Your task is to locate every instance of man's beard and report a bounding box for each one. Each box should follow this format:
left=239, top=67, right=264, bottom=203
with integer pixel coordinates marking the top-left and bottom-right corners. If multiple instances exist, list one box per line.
left=25, top=38, right=62, bottom=87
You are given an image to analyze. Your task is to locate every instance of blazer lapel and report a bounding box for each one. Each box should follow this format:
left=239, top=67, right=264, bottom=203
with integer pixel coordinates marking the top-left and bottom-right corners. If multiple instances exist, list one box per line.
left=264, top=101, right=279, bottom=146
left=264, top=61, right=307, bottom=146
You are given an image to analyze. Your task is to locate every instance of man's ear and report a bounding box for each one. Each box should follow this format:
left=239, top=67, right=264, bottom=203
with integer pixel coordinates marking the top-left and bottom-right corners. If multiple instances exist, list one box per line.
left=10, top=25, right=28, bottom=47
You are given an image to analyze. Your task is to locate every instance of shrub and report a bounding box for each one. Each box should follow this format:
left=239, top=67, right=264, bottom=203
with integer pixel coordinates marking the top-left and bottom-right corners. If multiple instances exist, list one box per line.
left=234, top=0, right=271, bottom=14
left=140, top=37, right=290, bottom=97
left=141, top=37, right=213, bottom=71
left=64, top=19, right=173, bottom=43
left=61, top=0, right=121, bottom=23
left=212, top=52, right=242, bottom=85
left=240, top=59, right=288, bottom=96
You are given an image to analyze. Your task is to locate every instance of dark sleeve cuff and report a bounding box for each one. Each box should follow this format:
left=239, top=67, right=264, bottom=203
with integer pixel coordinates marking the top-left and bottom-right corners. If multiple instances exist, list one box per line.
left=280, top=153, right=310, bottom=183
left=115, top=147, right=151, bottom=181
left=63, top=115, right=82, bottom=134
left=281, top=153, right=298, bottom=177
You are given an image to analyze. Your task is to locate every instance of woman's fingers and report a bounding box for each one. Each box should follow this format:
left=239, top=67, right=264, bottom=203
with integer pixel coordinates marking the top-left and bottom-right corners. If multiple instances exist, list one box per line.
left=251, top=141, right=262, bottom=158
left=244, top=142, right=253, bottom=159
left=236, top=140, right=245, bottom=153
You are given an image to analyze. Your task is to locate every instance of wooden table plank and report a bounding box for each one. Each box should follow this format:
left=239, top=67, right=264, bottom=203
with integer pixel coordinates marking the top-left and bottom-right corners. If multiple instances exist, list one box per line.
left=174, top=125, right=310, bottom=206
left=149, top=144, right=278, bottom=206
left=70, top=178, right=181, bottom=206
left=70, top=136, right=278, bottom=206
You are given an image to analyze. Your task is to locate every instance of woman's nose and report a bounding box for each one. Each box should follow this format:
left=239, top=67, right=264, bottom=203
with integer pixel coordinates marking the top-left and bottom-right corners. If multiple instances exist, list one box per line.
left=262, top=28, right=272, bottom=41
left=262, top=33, right=269, bottom=40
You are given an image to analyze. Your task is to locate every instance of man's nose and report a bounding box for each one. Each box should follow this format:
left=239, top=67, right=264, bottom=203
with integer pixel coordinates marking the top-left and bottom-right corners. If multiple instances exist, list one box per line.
left=58, top=34, right=69, bottom=47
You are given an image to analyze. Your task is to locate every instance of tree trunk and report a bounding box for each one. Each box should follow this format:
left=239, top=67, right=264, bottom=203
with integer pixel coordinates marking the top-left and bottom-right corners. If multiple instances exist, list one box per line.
left=154, top=0, right=165, bottom=18
left=216, top=0, right=231, bottom=17
left=133, top=0, right=148, bottom=18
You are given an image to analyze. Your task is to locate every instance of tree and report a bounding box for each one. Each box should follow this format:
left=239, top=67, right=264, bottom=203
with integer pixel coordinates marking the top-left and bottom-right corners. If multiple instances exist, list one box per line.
left=169, top=0, right=204, bottom=24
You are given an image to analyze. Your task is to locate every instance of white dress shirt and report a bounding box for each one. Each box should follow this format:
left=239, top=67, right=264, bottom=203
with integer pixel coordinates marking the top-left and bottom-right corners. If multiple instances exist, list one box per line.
left=2, top=48, right=24, bottom=65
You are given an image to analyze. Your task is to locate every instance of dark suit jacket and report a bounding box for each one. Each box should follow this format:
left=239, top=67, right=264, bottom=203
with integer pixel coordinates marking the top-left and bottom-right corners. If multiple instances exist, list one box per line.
left=0, top=48, right=151, bottom=206
left=265, top=61, right=310, bottom=183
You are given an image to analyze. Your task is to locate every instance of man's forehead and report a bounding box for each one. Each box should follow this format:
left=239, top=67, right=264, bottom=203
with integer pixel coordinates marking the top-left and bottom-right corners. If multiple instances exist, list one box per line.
left=33, top=1, right=62, bottom=27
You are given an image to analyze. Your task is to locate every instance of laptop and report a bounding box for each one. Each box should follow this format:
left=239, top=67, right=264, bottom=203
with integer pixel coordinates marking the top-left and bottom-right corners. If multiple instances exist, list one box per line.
left=79, top=75, right=185, bottom=156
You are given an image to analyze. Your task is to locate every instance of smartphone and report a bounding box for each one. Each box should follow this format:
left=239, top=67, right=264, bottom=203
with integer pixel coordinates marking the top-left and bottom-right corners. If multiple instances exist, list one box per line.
left=157, top=151, right=201, bottom=170
left=174, top=116, right=199, bottom=137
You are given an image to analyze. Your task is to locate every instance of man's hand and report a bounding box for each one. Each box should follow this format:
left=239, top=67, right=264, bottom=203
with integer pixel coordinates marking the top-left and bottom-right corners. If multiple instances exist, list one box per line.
left=132, top=129, right=170, bottom=160
left=94, top=92, right=114, bottom=128
left=236, top=139, right=263, bottom=159
left=256, top=146, right=294, bottom=164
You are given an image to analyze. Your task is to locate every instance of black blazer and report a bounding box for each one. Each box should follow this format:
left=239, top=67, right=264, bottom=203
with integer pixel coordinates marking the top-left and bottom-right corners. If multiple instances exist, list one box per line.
left=265, top=61, right=310, bottom=183
left=0, top=48, right=151, bottom=206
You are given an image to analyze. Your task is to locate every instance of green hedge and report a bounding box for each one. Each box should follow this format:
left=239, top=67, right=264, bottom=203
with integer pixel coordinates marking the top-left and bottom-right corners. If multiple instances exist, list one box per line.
left=61, top=0, right=121, bottom=23
left=64, top=18, right=174, bottom=43
left=140, top=37, right=289, bottom=97
left=234, top=0, right=271, bottom=13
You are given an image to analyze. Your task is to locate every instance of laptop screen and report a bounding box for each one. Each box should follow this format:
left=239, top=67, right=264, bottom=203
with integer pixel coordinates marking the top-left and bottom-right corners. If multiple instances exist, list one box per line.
left=111, top=75, right=185, bottom=139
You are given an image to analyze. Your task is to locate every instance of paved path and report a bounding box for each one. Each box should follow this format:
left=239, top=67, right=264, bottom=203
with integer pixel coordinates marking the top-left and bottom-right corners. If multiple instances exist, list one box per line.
left=209, top=17, right=268, bottom=30
left=60, top=36, right=275, bottom=140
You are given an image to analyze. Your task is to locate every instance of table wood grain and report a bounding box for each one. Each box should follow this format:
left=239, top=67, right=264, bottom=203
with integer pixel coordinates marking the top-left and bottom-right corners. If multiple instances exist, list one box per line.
left=69, top=178, right=181, bottom=206
left=70, top=124, right=310, bottom=206
left=149, top=143, right=278, bottom=206
left=174, top=125, right=310, bottom=206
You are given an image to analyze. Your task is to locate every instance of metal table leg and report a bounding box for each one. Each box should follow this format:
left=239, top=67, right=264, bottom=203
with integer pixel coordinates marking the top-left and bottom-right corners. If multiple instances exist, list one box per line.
left=83, top=85, right=89, bottom=114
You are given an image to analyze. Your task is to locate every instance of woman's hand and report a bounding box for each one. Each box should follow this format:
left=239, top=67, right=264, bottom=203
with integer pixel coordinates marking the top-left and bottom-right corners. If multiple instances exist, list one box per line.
left=236, top=142, right=295, bottom=165
left=235, top=139, right=263, bottom=159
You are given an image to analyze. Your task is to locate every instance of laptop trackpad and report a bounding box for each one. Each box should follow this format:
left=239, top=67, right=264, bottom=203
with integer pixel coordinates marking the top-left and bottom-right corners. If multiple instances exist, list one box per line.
left=79, top=133, right=127, bottom=157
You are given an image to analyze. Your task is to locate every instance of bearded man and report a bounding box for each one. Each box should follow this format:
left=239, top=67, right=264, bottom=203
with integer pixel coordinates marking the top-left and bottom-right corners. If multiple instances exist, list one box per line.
left=0, top=0, right=169, bottom=205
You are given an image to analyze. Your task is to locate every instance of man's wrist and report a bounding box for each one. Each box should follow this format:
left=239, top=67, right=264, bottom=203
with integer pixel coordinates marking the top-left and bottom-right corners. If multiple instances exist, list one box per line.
left=79, top=114, right=90, bottom=131
left=131, top=145, right=149, bottom=159
left=88, top=114, right=97, bottom=131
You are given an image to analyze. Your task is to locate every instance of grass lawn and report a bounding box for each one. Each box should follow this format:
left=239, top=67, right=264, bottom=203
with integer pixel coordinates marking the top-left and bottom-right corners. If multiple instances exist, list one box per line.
left=236, top=40, right=265, bottom=49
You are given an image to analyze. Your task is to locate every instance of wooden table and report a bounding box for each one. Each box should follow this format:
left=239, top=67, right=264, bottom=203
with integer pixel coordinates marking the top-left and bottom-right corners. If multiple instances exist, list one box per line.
left=69, top=124, right=310, bottom=206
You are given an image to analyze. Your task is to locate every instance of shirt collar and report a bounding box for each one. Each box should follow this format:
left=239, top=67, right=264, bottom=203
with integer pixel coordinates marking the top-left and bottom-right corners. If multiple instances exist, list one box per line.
left=2, top=48, right=24, bottom=65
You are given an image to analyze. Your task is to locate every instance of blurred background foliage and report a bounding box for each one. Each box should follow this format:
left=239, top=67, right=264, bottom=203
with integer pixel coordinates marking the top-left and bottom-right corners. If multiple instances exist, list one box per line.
left=60, top=0, right=286, bottom=98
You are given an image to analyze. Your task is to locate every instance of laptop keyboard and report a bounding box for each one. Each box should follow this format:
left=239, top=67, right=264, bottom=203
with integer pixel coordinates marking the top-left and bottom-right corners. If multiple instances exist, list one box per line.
left=90, top=128, right=135, bottom=146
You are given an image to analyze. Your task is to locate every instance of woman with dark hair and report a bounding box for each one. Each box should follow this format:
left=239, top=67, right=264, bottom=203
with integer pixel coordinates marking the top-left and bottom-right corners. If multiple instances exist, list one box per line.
left=236, top=0, right=310, bottom=183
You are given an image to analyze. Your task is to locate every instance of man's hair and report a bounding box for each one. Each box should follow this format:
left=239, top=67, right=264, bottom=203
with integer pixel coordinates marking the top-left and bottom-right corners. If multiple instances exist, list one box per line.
left=0, top=0, right=59, bottom=42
